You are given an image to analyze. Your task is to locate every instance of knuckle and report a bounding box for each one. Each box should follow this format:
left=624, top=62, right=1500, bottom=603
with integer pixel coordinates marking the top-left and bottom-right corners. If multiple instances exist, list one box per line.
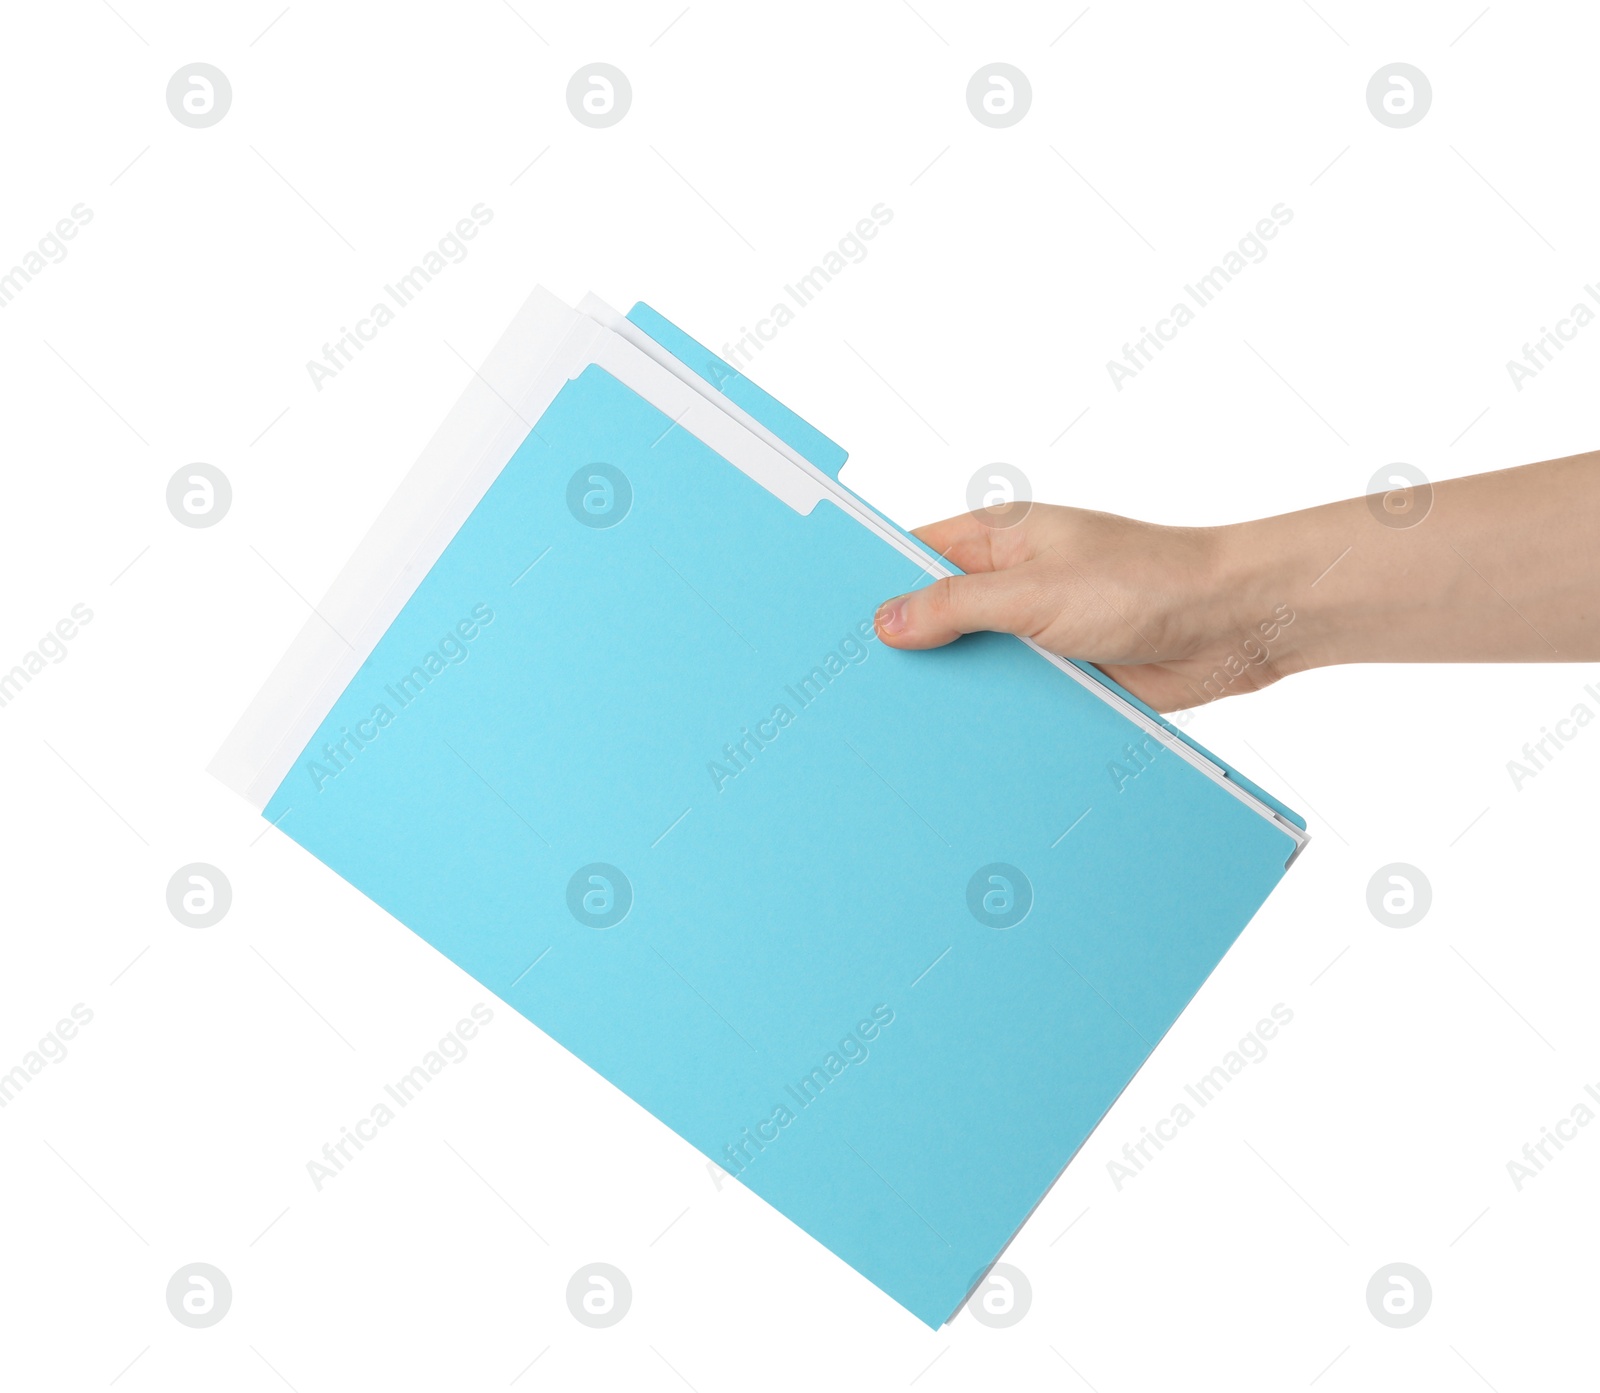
left=922, top=575, right=966, bottom=625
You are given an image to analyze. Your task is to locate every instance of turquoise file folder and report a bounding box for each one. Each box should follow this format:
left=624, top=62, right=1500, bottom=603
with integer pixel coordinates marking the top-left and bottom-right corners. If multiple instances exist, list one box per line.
left=242, top=300, right=1304, bottom=1326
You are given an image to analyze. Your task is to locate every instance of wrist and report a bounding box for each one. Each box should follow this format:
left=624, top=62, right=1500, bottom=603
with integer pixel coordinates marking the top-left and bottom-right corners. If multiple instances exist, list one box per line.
left=1209, top=508, right=1348, bottom=677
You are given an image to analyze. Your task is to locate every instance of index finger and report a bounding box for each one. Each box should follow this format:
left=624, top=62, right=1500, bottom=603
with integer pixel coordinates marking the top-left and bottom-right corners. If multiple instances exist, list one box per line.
left=911, top=510, right=1037, bottom=574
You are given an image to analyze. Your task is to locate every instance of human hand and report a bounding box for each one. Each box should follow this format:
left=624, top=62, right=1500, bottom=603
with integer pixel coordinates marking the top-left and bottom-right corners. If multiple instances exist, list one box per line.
left=872, top=452, right=1600, bottom=713
left=871, top=504, right=1302, bottom=712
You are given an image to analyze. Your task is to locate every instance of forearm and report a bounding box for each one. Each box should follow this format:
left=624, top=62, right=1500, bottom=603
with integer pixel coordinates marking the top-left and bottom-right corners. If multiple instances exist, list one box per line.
left=1220, top=451, right=1600, bottom=670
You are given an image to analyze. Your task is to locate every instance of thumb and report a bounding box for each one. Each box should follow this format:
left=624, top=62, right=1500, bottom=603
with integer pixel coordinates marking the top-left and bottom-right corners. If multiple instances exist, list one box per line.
left=874, top=567, right=1056, bottom=650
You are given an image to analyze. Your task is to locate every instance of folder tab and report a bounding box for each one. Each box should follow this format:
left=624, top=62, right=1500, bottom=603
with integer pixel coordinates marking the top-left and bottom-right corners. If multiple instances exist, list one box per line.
left=628, top=301, right=850, bottom=480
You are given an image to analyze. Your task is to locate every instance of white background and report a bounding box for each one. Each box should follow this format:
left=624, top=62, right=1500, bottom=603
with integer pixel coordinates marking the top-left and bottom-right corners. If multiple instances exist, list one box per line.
left=2, top=1, right=1597, bottom=1388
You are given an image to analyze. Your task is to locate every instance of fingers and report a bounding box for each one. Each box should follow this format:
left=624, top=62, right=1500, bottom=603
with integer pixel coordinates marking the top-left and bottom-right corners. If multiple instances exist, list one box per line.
left=875, top=566, right=1058, bottom=650
left=911, top=510, right=1037, bottom=573
left=911, top=515, right=1001, bottom=572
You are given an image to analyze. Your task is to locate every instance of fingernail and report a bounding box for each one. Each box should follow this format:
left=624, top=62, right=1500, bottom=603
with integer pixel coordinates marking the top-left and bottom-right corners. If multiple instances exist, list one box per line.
left=875, top=598, right=908, bottom=636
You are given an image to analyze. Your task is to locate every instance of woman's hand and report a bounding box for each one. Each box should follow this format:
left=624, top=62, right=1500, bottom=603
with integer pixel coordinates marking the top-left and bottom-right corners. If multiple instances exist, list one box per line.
left=872, top=505, right=1303, bottom=712
left=874, top=451, right=1600, bottom=712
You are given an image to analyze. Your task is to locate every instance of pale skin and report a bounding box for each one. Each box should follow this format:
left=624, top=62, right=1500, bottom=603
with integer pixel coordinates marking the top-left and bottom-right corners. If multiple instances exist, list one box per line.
left=872, top=450, right=1600, bottom=712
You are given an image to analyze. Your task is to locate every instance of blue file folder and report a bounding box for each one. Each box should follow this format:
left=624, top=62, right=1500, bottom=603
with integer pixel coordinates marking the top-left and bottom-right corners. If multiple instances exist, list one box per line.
left=231, top=296, right=1305, bottom=1326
